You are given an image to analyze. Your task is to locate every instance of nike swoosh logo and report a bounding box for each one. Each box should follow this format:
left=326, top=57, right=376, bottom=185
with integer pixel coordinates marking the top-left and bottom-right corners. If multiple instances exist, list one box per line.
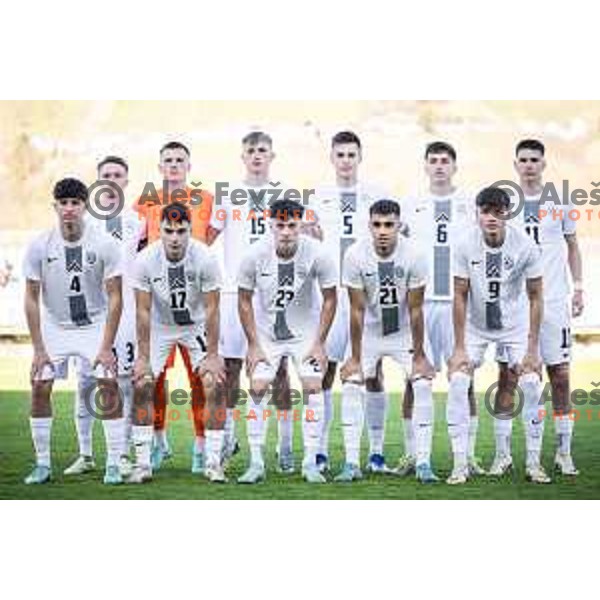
left=260, top=273, right=271, bottom=277
left=47, top=257, right=59, bottom=263
left=153, top=277, right=163, bottom=282
left=471, top=261, right=481, bottom=266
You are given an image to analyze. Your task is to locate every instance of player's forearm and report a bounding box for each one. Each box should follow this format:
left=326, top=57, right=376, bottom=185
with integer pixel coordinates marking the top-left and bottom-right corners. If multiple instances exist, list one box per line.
left=453, top=292, right=468, bottom=351
left=24, top=293, right=45, bottom=353
left=137, top=307, right=151, bottom=360
left=316, top=289, right=337, bottom=345
left=349, top=305, right=364, bottom=361
left=527, top=281, right=543, bottom=354
left=239, top=292, right=258, bottom=346
left=205, top=293, right=220, bottom=356
left=409, top=308, right=426, bottom=359
left=567, top=237, right=583, bottom=288
left=101, top=289, right=122, bottom=352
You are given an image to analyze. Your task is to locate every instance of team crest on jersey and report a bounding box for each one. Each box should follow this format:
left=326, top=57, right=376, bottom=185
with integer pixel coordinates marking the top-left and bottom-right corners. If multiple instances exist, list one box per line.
left=86, top=251, right=97, bottom=265
left=503, top=256, right=515, bottom=271
left=186, top=272, right=196, bottom=283
left=395, top=266, right=405, bottom=279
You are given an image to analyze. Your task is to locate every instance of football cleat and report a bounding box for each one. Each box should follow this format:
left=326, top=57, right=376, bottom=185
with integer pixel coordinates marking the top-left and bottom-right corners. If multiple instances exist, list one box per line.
left=555, top=454, right=579, bottom=477
left=526, top=465, right=552, bottom=484
left=416, top=463, right=439, bottom=484
left=127, top=466, right=153, bottom=484
left=334, top=464, right=363, bottom=483
left=205, top=463, right=228, bottom=484
left=277, top=451, right=296, bottom=475
left=63, top=455, right=95, bottom=476
left=447, top=466, right=469, bottom=486
left=302, top=465, right=327, bottom=484
left=103, top=465, right=123, bottom=485
left=151, top=445, right=164, bottom=472
left=238, top=464, right=266, bottom=484
left=488, top=455, right=513, bottom=477
left=191, top=451, right=205, bottom=475
left=366, top=453, right=393, bottom=474
left=24, top=465, right=51, bottom=485
left=468, top=457, right=487, bottom=477
left=393, top=455, right=417, bottom=477
left=119, top=456, right=133, bottom=478
left=315, top=453, right=329, bottom=474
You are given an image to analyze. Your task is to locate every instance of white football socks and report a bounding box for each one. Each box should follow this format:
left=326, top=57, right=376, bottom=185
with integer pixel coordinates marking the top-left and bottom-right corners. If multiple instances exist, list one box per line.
left=247, top=392, right=269, bottom=467
left=366, top=391, right=386, bottom=456
left=318, top=388, right=334, bottom=457
left=102, top=418, right=125, bottom=468
left=403, top=418, right=415, bottom=458
left=341, top=383, right=365, bottom=466
left=447, top=372, right=471, bottom=471
left=277, top=411, right=294, bottom=457
left=521, top=373, right=544, bottom=468
left=468, top=416, right=479, bottom=460
left=555, top=413, right=574, bottom=457
left=118, top=375, right=133, bottom=457
left=75, top=372, right=95, bottom=457
left=302, top=392, right=324, bottom=470
left=413, top=379, right=434, bottom=467
left=30, top=417, right=52, bottom=468
left=205, top=430, right=225, bottom=468
left=132, top=425, right=153, bottom=469
left=494, top=417, right=513, bottom=459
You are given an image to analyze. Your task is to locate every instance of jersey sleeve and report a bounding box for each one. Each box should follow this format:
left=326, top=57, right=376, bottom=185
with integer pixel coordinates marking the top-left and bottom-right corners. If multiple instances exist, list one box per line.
left=200, top=251, right=223, bottom=293
left=101, top=238, right=123, bottom=281
left=452, top=238, right=470, bottom=280
left=132, top=252, right=151, bottom=293
left=209, top=193, right=228, bottom=232
left=524, top=241, right=544, bottom=280
left=561, top=197, right=577, bottom=236
left=237, top=251, right=257, bottom=291
left=315, top=248, right=338, bottom=290
left=342, top=246, right=363, bottom=290
left=22, top=236, right=43, bottom=282
left=408, top=250, right=428, bottom=290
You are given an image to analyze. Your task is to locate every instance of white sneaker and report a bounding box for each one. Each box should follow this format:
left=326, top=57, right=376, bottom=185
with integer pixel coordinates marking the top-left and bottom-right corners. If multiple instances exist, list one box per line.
left=64, top=456, right=95, bottom=476
left=238, top=464, right=266, bottom=484
left=205, top=463, right=228, bottom=483
left=555, top=454, right=579, bottom=476
left=119, top=456, right=133, bottom=478
left=447, top=466, right=469, bottom=486
left=488, top=455, right=513, bottom=477
left=127, top=466, right=153, bottom=484
left=526, top=464, right=552, bottom=484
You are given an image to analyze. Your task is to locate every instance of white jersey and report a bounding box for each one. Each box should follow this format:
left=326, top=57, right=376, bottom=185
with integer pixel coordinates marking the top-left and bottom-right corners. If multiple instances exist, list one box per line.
left=515, top=192, right=576, bottom=305
left=133, top=239, right=222, bottom=327
left=314, top=182, right=390, bottom=282
left=87, top=209, right=145, bottom=312
left=237, top=236, right=337, bottom=344
left=403, top=190, right=475, bottom=302
left=453, top=225, right=543, bottom=337
left=22, top=223, right=121, bottom=330
left=210, top=180, right=289, bottom=293
left=343, top=238, right=428, bottom=338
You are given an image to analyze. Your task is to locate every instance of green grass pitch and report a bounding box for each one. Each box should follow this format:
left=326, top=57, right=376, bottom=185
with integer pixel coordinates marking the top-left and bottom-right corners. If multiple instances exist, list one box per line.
left=1, top=390, right=599, bottom=499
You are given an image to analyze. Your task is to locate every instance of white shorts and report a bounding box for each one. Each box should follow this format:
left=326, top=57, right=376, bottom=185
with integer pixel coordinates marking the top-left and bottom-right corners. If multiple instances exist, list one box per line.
left=219, top=292, right=247, bottom=360
left=37, top=318, right=104, bottom=381
left=469, top=328, right=527, bottom=370
left=363, top=331, right=414, bottom=380
left=112, top=304, right=136, bottom=376
left=326, top=291, right=349, bottom=363
left=540, top=300, right=572, bottom=366
left=424, top=300, right=454, bottom=372
left=151, top=322, right=207, bottom=378
left=253, top=337, right=322, bottom=384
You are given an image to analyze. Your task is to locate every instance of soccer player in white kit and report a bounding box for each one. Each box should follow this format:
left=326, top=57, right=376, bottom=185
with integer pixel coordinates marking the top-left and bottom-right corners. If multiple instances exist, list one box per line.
left=496, top=139, right=584, bottom=476
left=22, top=178, right=124, bottom=485
left=447, top=187, right=547, bottom=484
left=129, top=202, right=227, bottom=483
left=64, top=156, right=144, bottom=478
left=338, top=199, right=437, bottom=483
left=398, top=142, right=485, bottom=477
left=206, top=131, right=296, bottom=472
left=314, top=131, right=392, bottom=474
left=237, top=199, right=337, bottom=484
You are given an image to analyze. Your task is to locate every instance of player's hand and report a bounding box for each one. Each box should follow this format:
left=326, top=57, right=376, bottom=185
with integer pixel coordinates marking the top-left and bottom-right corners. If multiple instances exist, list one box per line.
left=572, top=290, right=584, bottom=318
left=448, top=349, right=471, bottom=376
left=246, top=344, right=268, bottom=378
left=340, top=357, right=363, bottom=384
left=304, top=342, right=327, bottom=374
left=94, top=348, right=117, bottom=379
left=521, top=352, right=542, bottom=376
left=30, top=349, right=53, bottom=381
left=133, top=357, right=153, bottom=386
left=199, top=354, right=227, bottom=386
left=301, top=221, right=323, bottom=241
left=412, top=353, right=435, bottom=381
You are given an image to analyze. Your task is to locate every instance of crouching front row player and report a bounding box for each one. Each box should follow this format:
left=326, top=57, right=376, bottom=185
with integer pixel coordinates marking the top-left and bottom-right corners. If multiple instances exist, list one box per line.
left=129, top=202, right=227, bottom=484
